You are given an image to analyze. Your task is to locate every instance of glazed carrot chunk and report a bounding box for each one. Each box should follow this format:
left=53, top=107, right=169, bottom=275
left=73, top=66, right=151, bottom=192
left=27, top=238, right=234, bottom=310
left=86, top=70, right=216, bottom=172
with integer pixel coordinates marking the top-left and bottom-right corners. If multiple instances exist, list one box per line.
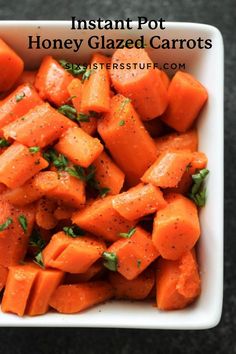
left=152, top=193, right=200, bottom=260
left=107, top=226, right=159, bottom=280
left=0, top=265, right=8, bottom=292
left=0, top=142, right=48, bottom=189
left=161, top=71, right=208, bottom=132
left=112, top=183, right=167, bottom=221
left=0, top=38, right=24, bottom=92
left=3, top=103, right=76, bottom=148
left=35, top=55, right=73, bottom=106
left=55, top=126, right=103, bottom=168
left=110, top=48, right=168, bottom=120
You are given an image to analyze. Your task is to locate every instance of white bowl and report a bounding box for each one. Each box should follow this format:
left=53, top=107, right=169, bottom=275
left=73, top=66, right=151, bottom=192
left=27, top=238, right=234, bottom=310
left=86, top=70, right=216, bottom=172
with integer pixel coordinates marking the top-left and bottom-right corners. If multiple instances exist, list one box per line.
left=0, top=21, right=224, bottom=329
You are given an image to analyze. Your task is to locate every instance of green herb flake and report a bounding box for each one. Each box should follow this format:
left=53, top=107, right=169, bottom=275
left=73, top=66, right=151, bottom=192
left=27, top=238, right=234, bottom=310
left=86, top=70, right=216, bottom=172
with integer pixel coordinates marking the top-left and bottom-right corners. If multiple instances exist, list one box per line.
left=82, top=69, right=94, bottom=82
left=0, top=138, right=10, bottom=148
left=137, top=259, right=142, bottom=268
left=33, top=252, right=45, bottom=269
left=15, top=92, right=25, bottom=102
left=59, top=60, right=87, bottom=76
left=119, top=98, right=131, bottom=111
left=58, top=104, right=77, bottom=121
left=44, top=149, right=68, bottom=171
left=119, top=227, right=136, bottom=239
left=29, top=229, right=46, bottom=251
left=63, top=225, right=85, bottom=238
left=77, top=113, right=90, bottom=122
left=102, top=252, right=118, bottom=272
left=0, top=217, right=13, bottom=232
left=99, top=187, right=110, bottom=198
left=29, top=146, right=40, bottom=154
left=65, top=165, right=87, bottom=181
left=119, top=120, right=125, bottom=126
left=189, top=168, right=209, bottom=207
left=18, top=215, right=27, bottom=233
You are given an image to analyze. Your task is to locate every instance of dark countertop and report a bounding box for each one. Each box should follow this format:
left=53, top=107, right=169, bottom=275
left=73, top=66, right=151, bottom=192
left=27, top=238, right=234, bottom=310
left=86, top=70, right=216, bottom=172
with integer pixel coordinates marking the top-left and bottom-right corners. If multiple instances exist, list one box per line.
left=0, top=0, right=235, bottom=353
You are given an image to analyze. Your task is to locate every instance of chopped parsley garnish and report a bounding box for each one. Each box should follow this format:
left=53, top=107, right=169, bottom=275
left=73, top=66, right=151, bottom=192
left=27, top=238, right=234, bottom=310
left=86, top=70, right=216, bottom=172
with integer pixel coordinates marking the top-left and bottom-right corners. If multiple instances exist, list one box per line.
left=119, top=120, right=125, bottom=126
left=63, top=225, right=85, bottom=238
left=29, top=146, right=40, bottom=154
left=0, top=217, right=13, bottom=232
left=58, top=104, right=77, bottom=120
left=0, top=138, right=10, bottom=148
left=59, top=60, right=87, bottom=76
left=137, top=259, right=142, bottom=268
left=18, top=215, right=27, bottom=233
left=77, top=113, right=90, bottom=122
left=33, top=252, right=45, bottom=269
left=189, top=168, right=209, bottom=207
left=65, top=166, right=87, bottom=181
left=102, top=252, right=118, bottom=272
left=43, top=149, right=68, bottom=171
left=15, top=92, right=25, bottom=102
left=119, top=227, right=136, bottom=239
left=99, top=187, right=111, bottom=198
left=29, top=229, right=46, bottom=250
left=82, top=69, right=94, bottom=82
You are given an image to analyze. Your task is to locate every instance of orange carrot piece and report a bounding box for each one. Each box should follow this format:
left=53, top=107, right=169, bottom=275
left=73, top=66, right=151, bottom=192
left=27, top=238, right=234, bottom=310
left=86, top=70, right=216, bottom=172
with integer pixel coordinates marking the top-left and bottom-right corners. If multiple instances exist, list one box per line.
left=72, top=195, right=135, bottom=242
left=54, top=205, right=76, bottom=221
left=15, top=70, right=37, bottom=87
left=0, top=198, right=35, bottom=266
left=152, top=193, right=200, bottom=260
left=45, top=170, right=86, bottom=208
left=109, top=267, right=155, bottom=300
left=141, top=151, right=192, bottom=188
left=65, top=261, right=103, bottom=283
left=155, top=130, right=198, bottom=156
left=43, top=231, right=106, bottom=274
left=98, top=94, right=157, bottom=185
left=112, top=183, right=167, bottom=221
left=169, top=151, right=208, bottom=194
left=93, top=151, right=125, bottom=195
left=108, top=226, right=159, bottom=280
left=156, top=249, right=201, bottom=310
left=0, top=38, right=24, bottom=92
left=26, top=268, right=64, bottom=316
left=0, top=142, right=48, bottom=189
left=49, top=281, right=114, bottom=314
left=161, top=71, right=208, bottom=132
left=0, top=265, right=8, bottom=292
left=1, top=264, right=39, bottom=316
left=160, top=70, right=170, bottom=89
left=1, top=171, right=59, bottom=206
left=35, top=197, right=58, bottom=230
left=35, top=55, right=73, bottom=106
left=144, top=118, right=167, bottom=138
left=3, top=102, right=76, bottom=148
left=55, top=126, right=103, bottom=168
left=0, top=183, right=7, bottom=194
left=0, top=83, right=43, bottom=136
left=80, top=53, right=110, bottom=113
left=110, top=48, right=168, bottom=120
left=67, top=78, right=98, bottom=136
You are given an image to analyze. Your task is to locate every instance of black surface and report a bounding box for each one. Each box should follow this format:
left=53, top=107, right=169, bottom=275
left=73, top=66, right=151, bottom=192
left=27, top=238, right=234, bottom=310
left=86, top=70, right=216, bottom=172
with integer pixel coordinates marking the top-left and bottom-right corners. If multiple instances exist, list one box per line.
left=0, top=0, right=235, bottom=353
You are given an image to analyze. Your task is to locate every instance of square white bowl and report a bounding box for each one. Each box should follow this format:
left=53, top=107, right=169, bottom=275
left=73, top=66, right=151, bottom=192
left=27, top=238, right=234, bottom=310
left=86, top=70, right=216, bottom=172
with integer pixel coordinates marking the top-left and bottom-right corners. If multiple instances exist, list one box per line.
left=0, top=21, right=224, bottom=329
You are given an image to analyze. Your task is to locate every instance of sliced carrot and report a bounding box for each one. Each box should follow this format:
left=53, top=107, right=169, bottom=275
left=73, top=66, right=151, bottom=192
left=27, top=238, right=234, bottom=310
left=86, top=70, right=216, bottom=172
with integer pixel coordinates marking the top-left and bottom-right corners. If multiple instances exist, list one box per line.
left=160, top=70, right=170, bottom=89
left=3, top=102, right=76, bottom=148
left=0, top=265, right=8, bottom=292
left=35, top=55, right=73, bottom=106
left=46, top=170, right=86, bottom=208
left=0, top=83, right=43, bottom=136
left=67, top=78, right=98, bottom=136
left=26, top=268, right=64, bottom=316
left=55, top=126, right=103, bottom=168
left=49, top=281, right=114, bottom=314
left=107, top=226, right=159, bottom=280
left=43, top=231, right=106, bottom=274
left=98, top=94, right=157, bottom=185
left=35, top=197, right=58, bottom=230
left=0, top=38, right=24, bottom=92
left=161, top=71, right=208, bottom=132
left=54, top=205, right=76, bottom=221
left=0, top=183, right=7, bottom=194
left=112, top=183, right=167, bottom=221
left=141, top=151, right=192, bottom=188
left=80, top=53, right=110, bottom=113
left=93, top=151, right=125, bottom=195
left=72, top=195, right=135, bottom=242
left=155, top=130, right=198, bottom=156
left=0, top=142, right=48, bottom=189
left=1, top=264, right=39, bottom=316
left=152, top=193, right=200, bottom=260
left=65, top=261, right=103, bottom=283
left=0, top=198, right=35, bottom=266
left=109, top=267, right=155, bottom=300
left=110, top=48, right=168, bottom=120
left=156, top=249, right=201, bottom=310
